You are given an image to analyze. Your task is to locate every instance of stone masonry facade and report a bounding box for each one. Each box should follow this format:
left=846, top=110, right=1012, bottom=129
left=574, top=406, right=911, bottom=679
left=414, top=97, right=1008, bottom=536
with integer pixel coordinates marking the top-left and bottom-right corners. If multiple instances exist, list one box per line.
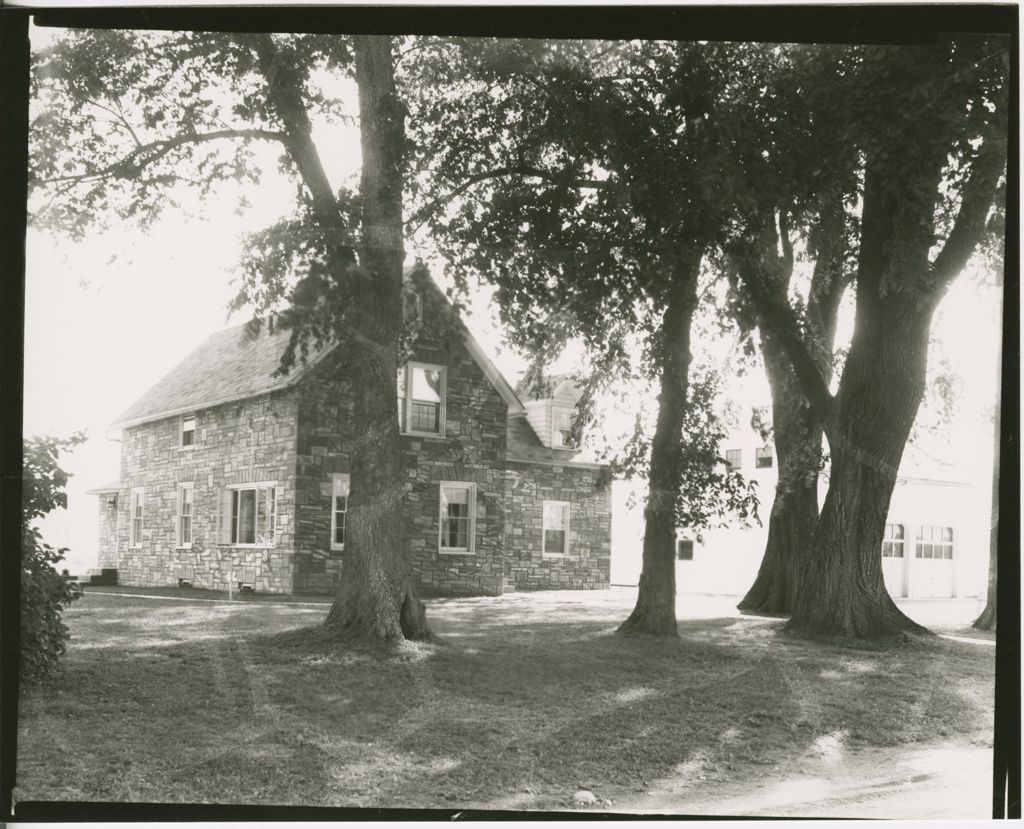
left=115, top=390, right=298, bottom=593
left=104, top=269, right=611, bottom=597
left=504, top=460, right=612, bottom=591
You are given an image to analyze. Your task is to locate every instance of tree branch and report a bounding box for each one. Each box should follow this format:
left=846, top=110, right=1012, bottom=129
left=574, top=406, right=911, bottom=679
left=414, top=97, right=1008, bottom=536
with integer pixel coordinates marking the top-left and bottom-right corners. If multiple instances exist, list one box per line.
left=249, top=33, right=354, bottom=263
left=930, top=131, right=1008, bottom=290
left=406, top=164, right=606, bottom=231
left=730, top=226, right=834, bottom=425
left=37, top=128, right=285, bottom=185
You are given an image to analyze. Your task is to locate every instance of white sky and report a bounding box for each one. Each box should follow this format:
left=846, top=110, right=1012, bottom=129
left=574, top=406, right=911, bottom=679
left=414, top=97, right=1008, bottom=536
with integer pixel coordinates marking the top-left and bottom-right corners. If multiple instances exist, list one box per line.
left=23, top=23, right=1003, bottom=573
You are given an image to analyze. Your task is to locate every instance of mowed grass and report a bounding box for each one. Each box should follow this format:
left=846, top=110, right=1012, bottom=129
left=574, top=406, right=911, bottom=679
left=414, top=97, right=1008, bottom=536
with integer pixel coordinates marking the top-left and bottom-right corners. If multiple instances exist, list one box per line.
left=15, top=590, right=994, bottom=811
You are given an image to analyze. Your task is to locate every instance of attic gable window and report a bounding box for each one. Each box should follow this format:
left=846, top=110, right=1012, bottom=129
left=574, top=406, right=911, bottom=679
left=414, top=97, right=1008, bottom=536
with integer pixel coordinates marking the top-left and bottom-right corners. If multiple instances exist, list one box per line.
left=398, top=363, right=446, bottom=436
left=181, top=415, right=196, bottom=448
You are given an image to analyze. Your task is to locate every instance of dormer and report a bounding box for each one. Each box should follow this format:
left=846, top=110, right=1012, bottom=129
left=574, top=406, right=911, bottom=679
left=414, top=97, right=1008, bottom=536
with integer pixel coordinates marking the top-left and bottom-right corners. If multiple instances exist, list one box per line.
left=516, top=374, right=580, bottom=450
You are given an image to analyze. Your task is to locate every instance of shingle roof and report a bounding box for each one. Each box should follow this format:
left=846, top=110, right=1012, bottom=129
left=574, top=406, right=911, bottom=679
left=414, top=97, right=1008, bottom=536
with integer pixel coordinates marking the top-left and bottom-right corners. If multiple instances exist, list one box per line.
left=514, top=372, right=581, bottom=403
left=506, top=413, right=600, bottom=467
left=112, top=266, right=524, bottom=429
left=111, top=320, right=331, bottom=428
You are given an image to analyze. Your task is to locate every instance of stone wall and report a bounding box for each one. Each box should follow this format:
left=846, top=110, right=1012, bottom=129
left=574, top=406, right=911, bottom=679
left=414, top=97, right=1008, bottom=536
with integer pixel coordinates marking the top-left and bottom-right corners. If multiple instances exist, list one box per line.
left=290, top=272, right=510, bottom=596
left=114, top=389, right=298, bottom=593
left=504, top=459, right=612, bottom=591
left=291, top=358, right=353, bottom=595
left=106, top=270, right=612, bottom=598
left=400, top=286, right=510, bottom=595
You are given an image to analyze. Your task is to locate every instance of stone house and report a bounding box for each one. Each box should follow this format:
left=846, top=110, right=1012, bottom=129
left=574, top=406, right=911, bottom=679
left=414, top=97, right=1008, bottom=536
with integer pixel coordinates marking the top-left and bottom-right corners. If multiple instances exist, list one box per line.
left=91, top=266, right=611, bottom=596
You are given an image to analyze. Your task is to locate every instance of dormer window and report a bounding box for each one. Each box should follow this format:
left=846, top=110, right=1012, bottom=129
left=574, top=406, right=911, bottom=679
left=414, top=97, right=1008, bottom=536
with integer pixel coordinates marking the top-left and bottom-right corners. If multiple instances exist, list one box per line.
left=398, top=363, right=446, bottom=435
left=181, top=415, right=196, bottom=448
left=552, top=409, right=576, bottom=448
left=402, top=286, right=423, bottom=326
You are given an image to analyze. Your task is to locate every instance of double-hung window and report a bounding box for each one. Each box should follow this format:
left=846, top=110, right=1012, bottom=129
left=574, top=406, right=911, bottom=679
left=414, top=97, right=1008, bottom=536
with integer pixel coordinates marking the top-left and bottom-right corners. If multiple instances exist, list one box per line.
left=176, top=483, right=193, bottom=548
left=725, top=449, right=742, bottom=471
left=542, top=500, right=571, bottom=556
left=552, top=409, right=575, bottom=448
left=439, top=482, right=476, bottom=554
left=330, top=473, right=350, bottom=554
left=221, top=483, right=276, bottom=546
left=130, top=487, right=144, bottom=548
left=676, top=538, right=694, bottom=560
left=398, top=363, right=446, bottom=435
left=755, top=446, right=774, bottom=468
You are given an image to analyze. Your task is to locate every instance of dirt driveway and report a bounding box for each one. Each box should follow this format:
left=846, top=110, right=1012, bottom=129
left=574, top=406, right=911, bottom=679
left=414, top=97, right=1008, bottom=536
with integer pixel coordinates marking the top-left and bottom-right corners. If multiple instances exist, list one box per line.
left=608, top=734, right=993, bottom=819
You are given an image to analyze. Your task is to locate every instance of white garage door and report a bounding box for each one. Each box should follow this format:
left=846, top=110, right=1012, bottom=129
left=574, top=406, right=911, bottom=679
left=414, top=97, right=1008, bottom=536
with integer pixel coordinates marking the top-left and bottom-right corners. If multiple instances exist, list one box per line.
left=881, top=523, right=907, bottom=598
left=909, top=525, right=955, bottom=598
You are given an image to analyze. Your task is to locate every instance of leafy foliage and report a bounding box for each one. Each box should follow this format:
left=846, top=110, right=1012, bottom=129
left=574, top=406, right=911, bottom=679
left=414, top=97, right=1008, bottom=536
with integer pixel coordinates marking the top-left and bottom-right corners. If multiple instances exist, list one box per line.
left=607, top=371, right=760, bottom=535
left=405, top=40, right=851, bottom=548
left=21, top=434, right=86, bottom=682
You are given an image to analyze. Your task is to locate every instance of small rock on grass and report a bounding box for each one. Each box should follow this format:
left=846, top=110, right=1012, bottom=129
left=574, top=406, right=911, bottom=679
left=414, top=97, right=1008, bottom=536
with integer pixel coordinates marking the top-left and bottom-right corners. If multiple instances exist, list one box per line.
left=573, top=789, right=598, bottom=806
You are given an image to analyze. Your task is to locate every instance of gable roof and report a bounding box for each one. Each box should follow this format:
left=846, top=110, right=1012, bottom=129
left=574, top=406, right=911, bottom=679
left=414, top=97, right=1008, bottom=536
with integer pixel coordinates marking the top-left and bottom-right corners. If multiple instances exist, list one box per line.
left=408, top=268, right=523, bottom=415
left=112, top=266, right=523, bottom=429
left=506, top=413, right=583, bottom=464
left=111, top=319, right=331, bottom=428
left=514, top=372, right=581, bottom=404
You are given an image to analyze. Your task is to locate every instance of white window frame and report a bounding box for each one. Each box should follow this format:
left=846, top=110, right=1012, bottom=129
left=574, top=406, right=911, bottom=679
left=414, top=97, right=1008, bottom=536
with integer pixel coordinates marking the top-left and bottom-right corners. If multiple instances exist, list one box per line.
left=130, top=487, right=144, bottom=548
left=541, top=500, right=571, bottom=557
left=330, top=473, right=350, bottom=553
left=176, top=482, right=194, bottom=549
left=180, top=414, right=196, bottom=449
left=438, top=481, right=476, bottom=555
left=398, top=362, right=447, bottom=436
left=676, top=537, right=695, bottom=561
left=882, top=523, right=905, bottom=558
left=551, top=408, right=576, bottom=448
left=725, top=449, right=742, bottom=471
left=914, top=525, right=954, bottom=560
left=223, top=481, right=277, bottom=548
left=755, top=445, right=774, bottom=468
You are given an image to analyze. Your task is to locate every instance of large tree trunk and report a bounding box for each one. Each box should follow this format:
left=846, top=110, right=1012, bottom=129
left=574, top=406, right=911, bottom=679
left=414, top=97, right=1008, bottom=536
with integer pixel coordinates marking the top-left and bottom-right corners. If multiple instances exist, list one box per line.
left=739, top=196, right=848, bottom=615
left=736, top=43, right=1005, bottom=640
left=787, top=302, right=931, bottom=638
left=323, top=36, right=431, bottom=642
left=618, top=256, right=701, bottom=637
left=738, top=340, right=820, bottom=614
left=973, top=401, right=1000, bottom=631
left=251, top=34, right=429, bottom=642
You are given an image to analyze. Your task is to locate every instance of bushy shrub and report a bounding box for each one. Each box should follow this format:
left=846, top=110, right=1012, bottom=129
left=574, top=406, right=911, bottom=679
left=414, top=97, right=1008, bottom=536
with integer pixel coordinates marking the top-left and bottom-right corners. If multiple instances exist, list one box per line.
left=21, top=434, right=84, bottom=681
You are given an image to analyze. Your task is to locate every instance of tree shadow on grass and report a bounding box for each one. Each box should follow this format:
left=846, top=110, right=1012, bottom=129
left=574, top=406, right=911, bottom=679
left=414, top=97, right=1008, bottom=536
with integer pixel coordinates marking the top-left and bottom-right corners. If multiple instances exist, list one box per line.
left=15, top=596, right=995, bottom=812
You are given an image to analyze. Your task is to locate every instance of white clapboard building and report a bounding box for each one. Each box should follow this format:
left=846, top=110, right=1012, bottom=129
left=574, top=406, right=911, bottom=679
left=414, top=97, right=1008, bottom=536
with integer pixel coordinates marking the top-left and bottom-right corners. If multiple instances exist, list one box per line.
left=611, top=427, right=991, bottom=601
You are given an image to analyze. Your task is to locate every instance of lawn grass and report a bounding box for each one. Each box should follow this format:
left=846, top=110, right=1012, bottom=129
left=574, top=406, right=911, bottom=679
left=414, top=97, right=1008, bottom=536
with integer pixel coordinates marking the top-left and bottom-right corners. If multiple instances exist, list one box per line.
left=15, top=590, right=994, bottom=812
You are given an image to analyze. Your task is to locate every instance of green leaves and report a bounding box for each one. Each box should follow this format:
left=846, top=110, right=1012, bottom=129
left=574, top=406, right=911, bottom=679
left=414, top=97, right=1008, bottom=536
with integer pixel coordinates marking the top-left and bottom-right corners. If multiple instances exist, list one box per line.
left=29, top=30, right=353, bottom=242
left=22, top=434, right=86, bottom=681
